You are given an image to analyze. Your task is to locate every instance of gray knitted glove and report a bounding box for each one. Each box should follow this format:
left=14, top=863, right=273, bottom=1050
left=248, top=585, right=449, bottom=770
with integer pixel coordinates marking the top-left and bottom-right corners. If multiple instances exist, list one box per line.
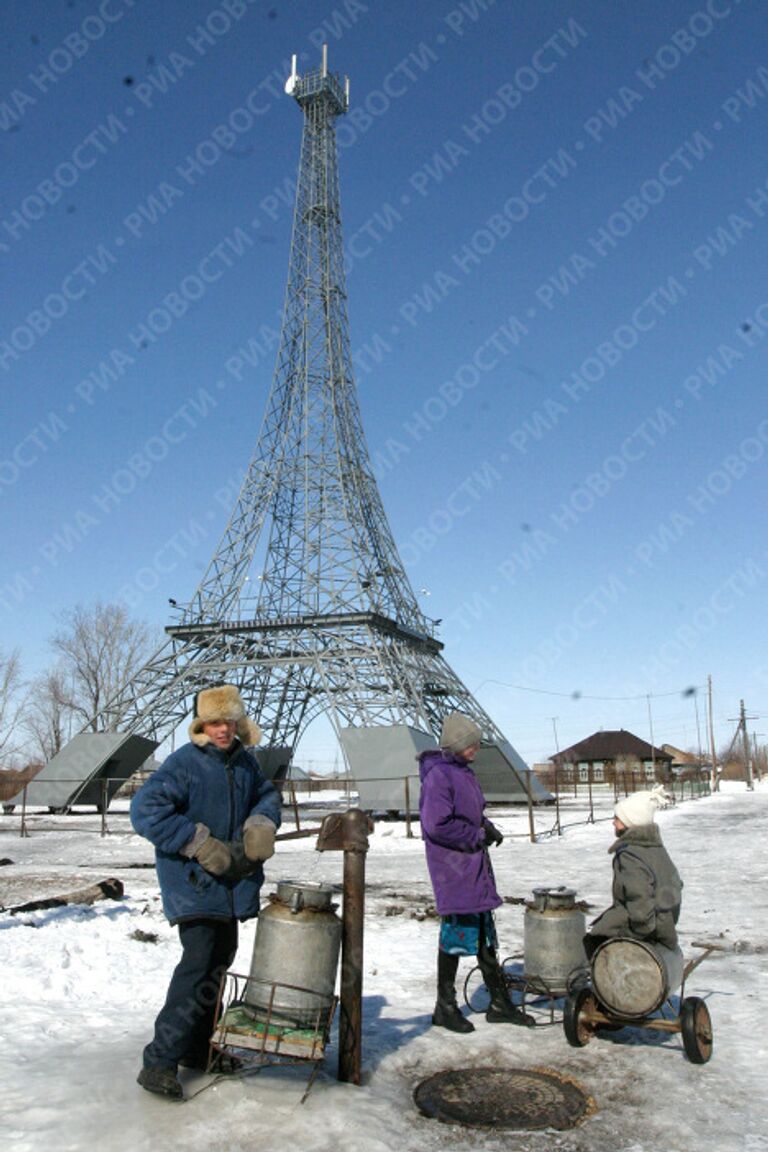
left=185, top=825, right=232, bottom=876
left=243, top=814, right=277, bottom=862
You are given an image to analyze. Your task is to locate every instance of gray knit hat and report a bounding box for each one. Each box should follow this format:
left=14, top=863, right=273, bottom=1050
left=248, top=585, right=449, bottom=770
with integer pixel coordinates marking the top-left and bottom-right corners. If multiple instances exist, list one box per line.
left=440, top=712, right=482, bottom=754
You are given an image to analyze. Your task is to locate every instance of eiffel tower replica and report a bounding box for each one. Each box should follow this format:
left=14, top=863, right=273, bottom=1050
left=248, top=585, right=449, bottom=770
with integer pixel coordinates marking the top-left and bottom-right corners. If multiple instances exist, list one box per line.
left=30, top=47, right=547, bottom=812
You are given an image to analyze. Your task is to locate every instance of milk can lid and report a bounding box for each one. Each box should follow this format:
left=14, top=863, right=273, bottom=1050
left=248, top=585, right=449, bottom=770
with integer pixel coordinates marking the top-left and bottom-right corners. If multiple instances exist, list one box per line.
left=275, top=878, right=334, bottom=909
left=531, top=886, right=577, bottom=909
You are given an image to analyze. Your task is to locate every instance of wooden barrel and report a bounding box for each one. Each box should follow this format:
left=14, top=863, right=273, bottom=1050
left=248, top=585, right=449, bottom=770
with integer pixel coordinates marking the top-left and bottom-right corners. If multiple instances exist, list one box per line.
left=591, top=937, right=685, bottom=1018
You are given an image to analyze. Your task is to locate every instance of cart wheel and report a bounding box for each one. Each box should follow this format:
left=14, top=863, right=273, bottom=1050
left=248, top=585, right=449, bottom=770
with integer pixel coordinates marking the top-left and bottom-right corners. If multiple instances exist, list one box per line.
left=680, top=996, right=713, bottom=1064
left=462, top=964, right=489, bottom=1012
left=563, top=987, right=598, bottom=1048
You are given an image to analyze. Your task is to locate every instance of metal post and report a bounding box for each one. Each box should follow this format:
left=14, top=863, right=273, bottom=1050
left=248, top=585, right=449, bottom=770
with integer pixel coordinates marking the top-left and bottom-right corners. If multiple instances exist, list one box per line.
left=337, top=809, right=369, bottom=1084
left=551, top=720, right=561, bottom=836
left=404, top=777, right=412, bottom=839
left=100, top=778, right=108, bottom=837
left=525, top=769, right=536, bottom=843
left=553, top=764, right=561, bottom=836
left=20, top=783, right=29, bottom=838
left=290, top=780, right=301, bottom=831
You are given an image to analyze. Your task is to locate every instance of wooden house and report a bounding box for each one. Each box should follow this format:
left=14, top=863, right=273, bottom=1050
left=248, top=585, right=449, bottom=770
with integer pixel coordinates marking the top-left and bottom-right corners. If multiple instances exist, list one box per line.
left=547, top=729, right=673, bottom=786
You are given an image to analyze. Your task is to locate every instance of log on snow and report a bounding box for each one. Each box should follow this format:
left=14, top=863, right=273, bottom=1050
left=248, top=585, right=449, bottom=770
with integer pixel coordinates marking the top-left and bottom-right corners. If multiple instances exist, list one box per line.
left=7, top=877, right=125, bottom=915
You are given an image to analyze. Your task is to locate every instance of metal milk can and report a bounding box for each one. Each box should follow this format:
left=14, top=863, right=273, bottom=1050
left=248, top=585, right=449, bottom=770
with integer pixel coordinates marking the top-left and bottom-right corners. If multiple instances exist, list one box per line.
left=523, top=886, right=587, bottom=995
left=245, top=879, right=342, bottom=1027
left=591, top=937, right=685, bottom=1017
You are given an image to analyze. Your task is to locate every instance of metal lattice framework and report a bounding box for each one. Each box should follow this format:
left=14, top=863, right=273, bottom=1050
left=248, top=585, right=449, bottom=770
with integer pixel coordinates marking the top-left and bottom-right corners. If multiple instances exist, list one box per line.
left=87, top=49, right=519, bottom=761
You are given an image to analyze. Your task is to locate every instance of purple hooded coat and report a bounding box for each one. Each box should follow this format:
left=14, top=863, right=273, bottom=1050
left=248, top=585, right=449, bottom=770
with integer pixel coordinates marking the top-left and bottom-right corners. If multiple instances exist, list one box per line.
left=419, top=749, right=502, bottom=916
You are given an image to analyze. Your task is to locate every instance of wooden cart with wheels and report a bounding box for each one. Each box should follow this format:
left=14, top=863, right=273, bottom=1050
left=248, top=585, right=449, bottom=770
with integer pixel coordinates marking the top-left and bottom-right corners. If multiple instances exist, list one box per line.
left=562, top=938, right=715, bottom=1064
left=562, top=986, right=601, bottom=1048
left=679, top=995, right=713, bottom=1064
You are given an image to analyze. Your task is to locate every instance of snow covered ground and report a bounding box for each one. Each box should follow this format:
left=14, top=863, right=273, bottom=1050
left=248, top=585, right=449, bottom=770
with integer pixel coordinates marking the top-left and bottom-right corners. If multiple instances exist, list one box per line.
left=1, top=782, right=766, bottom=1152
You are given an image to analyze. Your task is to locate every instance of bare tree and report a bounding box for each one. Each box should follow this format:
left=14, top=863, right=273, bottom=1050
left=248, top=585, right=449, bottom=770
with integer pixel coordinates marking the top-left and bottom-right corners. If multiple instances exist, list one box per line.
left=24, top=667, right=72, bottom=763
left=716, top=739, right=752, bottom=782
left=50, top=602, right=155, bottom=732
left=0, top=647, right=26, bottom=764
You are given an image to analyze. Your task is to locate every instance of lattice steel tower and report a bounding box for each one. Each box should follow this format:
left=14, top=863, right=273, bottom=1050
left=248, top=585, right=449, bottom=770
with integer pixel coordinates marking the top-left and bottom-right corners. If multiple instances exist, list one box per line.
left=80, top=48, right=533, bottom=784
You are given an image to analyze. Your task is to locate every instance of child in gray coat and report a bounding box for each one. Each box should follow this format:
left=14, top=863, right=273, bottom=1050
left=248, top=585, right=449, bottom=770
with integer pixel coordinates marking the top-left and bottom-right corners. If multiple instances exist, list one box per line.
left=585, top=784, right=683, bottom=959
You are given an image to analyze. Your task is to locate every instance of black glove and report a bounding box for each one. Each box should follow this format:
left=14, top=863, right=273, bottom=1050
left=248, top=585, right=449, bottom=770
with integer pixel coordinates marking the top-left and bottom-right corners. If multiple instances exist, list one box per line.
left=224, top=840, right=263, bottom=881
left=483, top=821, right=504, bottom=848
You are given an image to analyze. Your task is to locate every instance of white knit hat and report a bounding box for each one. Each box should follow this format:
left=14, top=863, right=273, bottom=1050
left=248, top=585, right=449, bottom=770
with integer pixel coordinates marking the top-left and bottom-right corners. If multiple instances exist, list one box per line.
left=440, top=712, right=482, bottom=754
left=615, top=784, right=672, bottom=828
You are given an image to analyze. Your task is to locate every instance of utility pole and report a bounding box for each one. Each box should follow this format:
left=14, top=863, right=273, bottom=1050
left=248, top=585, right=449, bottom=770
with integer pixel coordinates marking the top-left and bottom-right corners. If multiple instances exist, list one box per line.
left=693, top=690, right=703, bottom=763
left=550, top=717, right=561, bottom=837
left=646, top=694, right=657, bottom=779
left=707, top=675, right=719, bottom=792
left=728, top=700, right=757, bottom=791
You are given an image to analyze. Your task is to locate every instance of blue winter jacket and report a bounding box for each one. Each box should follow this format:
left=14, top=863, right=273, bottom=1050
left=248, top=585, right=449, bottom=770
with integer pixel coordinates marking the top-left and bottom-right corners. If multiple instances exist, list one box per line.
left=419, top=749, right=502, bottom=916
left=130, top=739, right=282, bottom=925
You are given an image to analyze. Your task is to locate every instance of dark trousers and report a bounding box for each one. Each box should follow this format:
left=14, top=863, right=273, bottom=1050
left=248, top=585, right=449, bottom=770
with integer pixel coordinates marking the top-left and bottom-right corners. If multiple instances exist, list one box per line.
left=143, top=918, right=238, bottom=1070
left=583, top=933, right=609, bottom=962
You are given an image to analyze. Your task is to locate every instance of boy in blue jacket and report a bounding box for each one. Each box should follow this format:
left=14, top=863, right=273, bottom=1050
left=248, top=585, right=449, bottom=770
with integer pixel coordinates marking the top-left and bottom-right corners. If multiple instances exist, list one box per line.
left=131, top=684, right=281, bottom=1099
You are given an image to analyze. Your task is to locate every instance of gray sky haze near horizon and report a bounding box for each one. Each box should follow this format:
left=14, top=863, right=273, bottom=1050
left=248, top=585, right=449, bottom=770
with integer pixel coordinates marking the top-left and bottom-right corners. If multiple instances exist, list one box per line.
left=2, top=0, right=767, bottom=767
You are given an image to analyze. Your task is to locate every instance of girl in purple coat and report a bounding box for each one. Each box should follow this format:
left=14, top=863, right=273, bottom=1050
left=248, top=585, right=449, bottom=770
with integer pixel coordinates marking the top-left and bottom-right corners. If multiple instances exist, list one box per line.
left=419, top=712, right=533, bottom=1033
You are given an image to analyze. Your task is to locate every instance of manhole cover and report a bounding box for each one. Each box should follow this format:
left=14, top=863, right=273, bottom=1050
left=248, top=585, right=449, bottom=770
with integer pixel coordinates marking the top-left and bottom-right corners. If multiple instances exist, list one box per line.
left=413, top=1066, right=594, bottom=1131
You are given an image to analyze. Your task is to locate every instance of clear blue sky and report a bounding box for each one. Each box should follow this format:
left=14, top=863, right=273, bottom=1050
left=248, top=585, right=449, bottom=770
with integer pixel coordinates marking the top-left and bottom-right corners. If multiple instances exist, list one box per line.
left=2, top=0, right=766, bottom=768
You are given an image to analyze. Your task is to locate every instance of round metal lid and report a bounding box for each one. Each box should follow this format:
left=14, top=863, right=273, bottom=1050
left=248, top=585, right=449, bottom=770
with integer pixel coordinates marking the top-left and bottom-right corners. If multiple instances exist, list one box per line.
left=414, top=1066, right=595, bottom=1131
left=274, top=878, right=333, bottom=910
left=531, top=886, right=578, bottom=910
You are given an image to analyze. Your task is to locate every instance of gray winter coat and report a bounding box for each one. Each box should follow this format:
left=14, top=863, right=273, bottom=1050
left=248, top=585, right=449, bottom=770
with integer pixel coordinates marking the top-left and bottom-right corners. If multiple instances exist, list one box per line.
left=589, top=823, right=683, bottom=950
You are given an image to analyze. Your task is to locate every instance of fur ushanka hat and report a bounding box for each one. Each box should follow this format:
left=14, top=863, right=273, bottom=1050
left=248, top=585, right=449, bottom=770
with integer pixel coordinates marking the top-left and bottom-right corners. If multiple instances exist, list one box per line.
left=189, top=685, right=262, bottom=747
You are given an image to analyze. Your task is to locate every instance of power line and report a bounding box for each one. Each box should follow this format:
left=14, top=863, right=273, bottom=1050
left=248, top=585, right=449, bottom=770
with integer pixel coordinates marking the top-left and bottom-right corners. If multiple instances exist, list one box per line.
left=474, top=679, right=704, bottom=702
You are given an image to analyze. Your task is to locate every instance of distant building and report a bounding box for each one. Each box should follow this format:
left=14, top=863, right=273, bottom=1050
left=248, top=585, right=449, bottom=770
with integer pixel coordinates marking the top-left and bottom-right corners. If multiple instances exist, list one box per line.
left=546, top=729, right=673, bottom=785
left=661, top=743, right=708, bottom=778
left=662, top=743, right=699, bottom=765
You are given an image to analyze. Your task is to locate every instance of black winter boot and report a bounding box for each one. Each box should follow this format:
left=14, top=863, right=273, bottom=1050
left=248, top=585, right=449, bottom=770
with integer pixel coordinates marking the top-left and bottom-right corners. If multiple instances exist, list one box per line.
left=137, top=1065, right=184, bottom=1100
left=477, top=943, right=535, bottom=1028
left=432, top=951, right=475, bottom=1033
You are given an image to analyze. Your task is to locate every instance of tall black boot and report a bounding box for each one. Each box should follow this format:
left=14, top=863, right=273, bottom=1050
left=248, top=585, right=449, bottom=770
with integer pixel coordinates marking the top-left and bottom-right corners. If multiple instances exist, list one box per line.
left=477, top=942, right=535, bottom=1027
left=432, top=951, right=475, bottom=1033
